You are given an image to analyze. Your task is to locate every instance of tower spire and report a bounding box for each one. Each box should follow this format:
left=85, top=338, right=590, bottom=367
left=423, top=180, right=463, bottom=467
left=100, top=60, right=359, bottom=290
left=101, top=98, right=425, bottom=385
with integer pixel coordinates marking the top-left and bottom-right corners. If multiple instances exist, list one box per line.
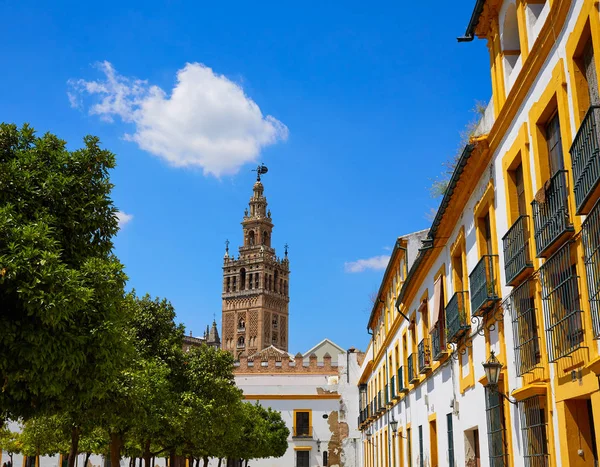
left=221, top=169, right=290, bottom=357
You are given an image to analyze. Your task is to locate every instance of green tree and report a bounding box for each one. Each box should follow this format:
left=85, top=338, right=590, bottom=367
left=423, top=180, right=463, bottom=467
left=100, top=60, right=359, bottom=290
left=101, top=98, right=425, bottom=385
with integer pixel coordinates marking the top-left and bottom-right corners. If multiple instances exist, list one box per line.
left=0, top=123, right=127, bottom=426
left=0, top=424, right=22, bottom=465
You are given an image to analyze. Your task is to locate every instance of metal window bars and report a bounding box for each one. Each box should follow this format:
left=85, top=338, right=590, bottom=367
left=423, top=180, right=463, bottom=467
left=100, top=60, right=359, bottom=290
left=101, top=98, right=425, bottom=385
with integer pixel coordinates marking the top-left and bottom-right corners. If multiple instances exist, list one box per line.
left=446, top=292, right=471, bottom=343
left=418, top=338, right=432, bottom=374
left=507, top=279, right=542, bottom=376
left=469, top=255, right=501, bottom=316
left=539, top=241, right=584, bottom=362
left=519, top=396, right=550, bottom=467
left=582, top=199, right=600, bottom=338
left=570, top=104, right=600, bottom=214
left=531, top=170, right=574, bottom=257
left=503, top=215, right=533, bottom=285
left=485, top=386, right=508, bottom=467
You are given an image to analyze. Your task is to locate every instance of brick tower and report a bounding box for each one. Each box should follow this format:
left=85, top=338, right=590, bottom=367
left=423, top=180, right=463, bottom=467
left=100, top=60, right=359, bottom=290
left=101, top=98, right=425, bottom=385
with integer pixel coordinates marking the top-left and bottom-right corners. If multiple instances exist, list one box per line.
left=221, top=168, right=290, bottom=358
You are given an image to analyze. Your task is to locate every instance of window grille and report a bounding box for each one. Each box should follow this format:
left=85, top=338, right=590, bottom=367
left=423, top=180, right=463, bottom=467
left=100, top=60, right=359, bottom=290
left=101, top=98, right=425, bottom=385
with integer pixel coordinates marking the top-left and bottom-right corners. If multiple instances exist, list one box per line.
left=582, top=200, right=600, bottom=338
left=296, top=450, right=309, bottom=467
left=508, top=279, right=542, bottom=375
left=519, top=396, right=550, bottom=467
left=418, top=425, right=424, bottom=467
left=539, top=242, right=584, bottom=362
left=447, top=413, right=455, bottom=467
left=485, top=387, right=507, bottom=467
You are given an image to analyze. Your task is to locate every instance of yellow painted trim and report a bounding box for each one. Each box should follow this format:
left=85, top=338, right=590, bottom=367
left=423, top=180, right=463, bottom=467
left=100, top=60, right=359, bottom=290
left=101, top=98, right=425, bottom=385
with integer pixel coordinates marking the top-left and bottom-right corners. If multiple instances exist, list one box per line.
left=516, top=0, right=529, bottom=61
left=428, top=412, right=437, bottom=423
left=511, top=382, right=548, bottom=401
left=459, top=346, right=475, bottom=394
left=246, top=394, right=339, bottom=400
left=294, top=446, right=312, bottom=451
left=586, top=355, right=600, bottom=375
left=293, top=409, right=312, bottom=439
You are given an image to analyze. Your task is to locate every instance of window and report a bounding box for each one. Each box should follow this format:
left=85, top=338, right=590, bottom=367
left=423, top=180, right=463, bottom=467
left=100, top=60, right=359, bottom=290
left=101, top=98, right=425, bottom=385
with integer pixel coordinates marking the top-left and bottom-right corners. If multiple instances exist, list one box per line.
left=232, top=276, right=236, bottom=292
left=583, top=39, right=600, bottom=106
left=248, top=273, right=253, bottom=289
left=582, top=202, right=600, bottom=338
left=509, top=279, right=541, bottom=375
left=226, top=277, right=231, bottom=292
left=237, top=336, right=245, bottom=348
left=502, top=3, right=522, bottom=83
left=323, top=451, right=328, bottom=466
left=519, top=396, right=550, bottom=467
left=431, top=275, right=446, bottom=360
left=240, top=268, right=246, bottom=290
left=407, top=427, right=412, bottom=467
left=514, top=163, right=527, bottom=217
left=486, top=386, right=507, bottom=467
left=248, top=230, right=255, bottom=245
left=418, top=425, right=424, bottom=467
left=482, top=212, right=493, bottom=256
left=238, top=318, right=245, bottom=331
left=546, top=112, right=564, bottom=175
left=539, top=242, right=583, bottom=362
left=255, top=273, right=259, bottom=289
left=294, top=410, right=311, bottom=437
left=296, top=450, right=309, bottom=467
left=447, top=414, right=455, bottom=467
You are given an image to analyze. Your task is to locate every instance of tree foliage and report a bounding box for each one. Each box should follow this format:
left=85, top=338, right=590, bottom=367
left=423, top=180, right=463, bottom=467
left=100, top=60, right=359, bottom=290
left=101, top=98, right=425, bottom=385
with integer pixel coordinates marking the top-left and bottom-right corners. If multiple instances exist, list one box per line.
left=0, top=123, right=127, bottom=421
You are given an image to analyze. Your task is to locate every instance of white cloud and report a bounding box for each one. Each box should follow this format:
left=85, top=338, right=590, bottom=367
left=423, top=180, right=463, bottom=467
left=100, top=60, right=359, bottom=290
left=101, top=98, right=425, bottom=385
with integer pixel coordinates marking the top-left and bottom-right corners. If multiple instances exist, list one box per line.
left=344, top=255, right=390, bottom=273
left=116, top=211, right=133, bottom=228
left=68, top=61, right=288, bottom=176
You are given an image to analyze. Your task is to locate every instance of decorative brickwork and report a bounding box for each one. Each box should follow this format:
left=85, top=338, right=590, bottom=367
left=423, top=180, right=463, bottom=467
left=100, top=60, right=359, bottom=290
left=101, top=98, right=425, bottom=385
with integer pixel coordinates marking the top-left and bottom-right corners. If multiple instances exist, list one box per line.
left=234, top=352, right=339, bottom=375
left=221, top=178, right=290, bottom=355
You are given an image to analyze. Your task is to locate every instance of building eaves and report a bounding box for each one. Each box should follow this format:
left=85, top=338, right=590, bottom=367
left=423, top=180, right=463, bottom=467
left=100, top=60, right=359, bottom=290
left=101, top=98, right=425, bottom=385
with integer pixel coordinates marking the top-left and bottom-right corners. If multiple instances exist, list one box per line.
left=394, top=143, right=475, bottom=310
left=457, top=0, right=486, bottom=42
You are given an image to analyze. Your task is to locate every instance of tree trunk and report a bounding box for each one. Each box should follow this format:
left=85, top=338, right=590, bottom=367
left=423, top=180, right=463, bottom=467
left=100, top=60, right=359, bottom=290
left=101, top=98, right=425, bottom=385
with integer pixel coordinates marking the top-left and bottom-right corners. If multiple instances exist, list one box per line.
left=68, top=426, right=81, bottom=467
left=129, top=458, right=133, bottom=467
left=244, top=460, right=248, bottom=467
left=143, top=441, right=152, bottom=467
left=84, top=453, right=91, bottom=467
left=169, top=450, right=176, bottom=467
left=109, top=433, right=122, bottom=467
left=217, top=459, right=222, bottom=467
left=202, top=457, right=208, bottom=467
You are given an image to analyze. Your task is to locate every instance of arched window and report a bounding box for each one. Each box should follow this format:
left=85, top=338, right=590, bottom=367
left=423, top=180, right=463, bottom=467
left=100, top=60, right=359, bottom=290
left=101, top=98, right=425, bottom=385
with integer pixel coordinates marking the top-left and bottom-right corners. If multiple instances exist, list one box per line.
left=273, top=315, right=278, bottom=329
left=238, top=318, right=245, bottom=331
left=237, top=336, right=245, bottom=348
left=226, top=277, right=231, bottom=292
left=248, top=273, right=253, bottom=289
left=262, top=231, right=269, bottom=246
left=502, top=3, right=522, bottom=76
left=274, top=271, right=278, bottom=292
left=240, top=268, right=246, bottom=290
left=255, top=273, right=260, bottom=289
left=248, top=230, right=255, bottom=246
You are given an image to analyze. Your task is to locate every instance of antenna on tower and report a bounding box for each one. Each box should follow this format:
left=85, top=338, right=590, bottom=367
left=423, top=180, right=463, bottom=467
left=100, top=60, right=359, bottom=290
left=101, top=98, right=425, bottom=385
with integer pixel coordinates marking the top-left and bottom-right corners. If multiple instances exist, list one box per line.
left=252, top=164, right=269, bottom=181
left=284, top=243, right=289, bottom=257
left=225, top=239, right=230, bottom=253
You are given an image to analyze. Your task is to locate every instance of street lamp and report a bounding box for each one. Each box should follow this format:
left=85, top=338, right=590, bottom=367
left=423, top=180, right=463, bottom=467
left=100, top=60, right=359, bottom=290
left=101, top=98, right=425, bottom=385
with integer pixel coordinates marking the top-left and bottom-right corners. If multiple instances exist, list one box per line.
left=390, top=417, right=398, bottom=435
left=482, top=351, right=502, bottom=386
left=482, top=351, right=517, bottom=405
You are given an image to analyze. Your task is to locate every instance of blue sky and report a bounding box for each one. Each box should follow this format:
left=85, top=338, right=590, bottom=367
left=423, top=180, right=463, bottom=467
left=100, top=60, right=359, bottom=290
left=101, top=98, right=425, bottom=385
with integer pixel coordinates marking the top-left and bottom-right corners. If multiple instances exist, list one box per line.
left=0, top=0, right=490, bottom=353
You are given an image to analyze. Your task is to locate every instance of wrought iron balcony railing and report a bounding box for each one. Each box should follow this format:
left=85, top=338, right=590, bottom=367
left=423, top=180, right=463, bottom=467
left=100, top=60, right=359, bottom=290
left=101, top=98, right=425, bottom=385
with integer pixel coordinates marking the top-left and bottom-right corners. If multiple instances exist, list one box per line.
left=446, top=292, right=470, bottom=343
left=292, top=426, right=313, bottom=438
left=502, top=215, right=534, bottom=286
left=390, top=375, right=397, bottom=400
left=430, top=321, right=447, bottom=361
left=397, top=366, right=408, bottom=393
left=418, top=338, right=432, bottom=374
left=407, top=353, right=419, bottom=384
left=570, top=105, right=600, bottom=214
left=469, top=255, right=501, bottom=316
left=531, top=170, right=574, bottom=257
left=582, top=200, right=600, bottom=338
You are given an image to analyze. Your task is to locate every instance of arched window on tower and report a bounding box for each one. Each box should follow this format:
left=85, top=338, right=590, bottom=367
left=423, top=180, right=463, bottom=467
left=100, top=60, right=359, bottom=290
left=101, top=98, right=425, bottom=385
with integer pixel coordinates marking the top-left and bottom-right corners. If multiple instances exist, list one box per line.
left=248, top=230, right=255, bottom=246
left=284, top=280, right=288, bottom=296
left=262, top=231, right=269, bottom=246
left=255, top=273, right=260, bottom=289
left=272, top=315, right=278, bottom=329
left=238, top=318, right=245, bottom=331
left=502, top=3, right=522, bottom=86
left=237, top=336, right=245, bottom=348
left=226, top=277, right=231, bottom=293
left=232, top=276, right=237, bottom=292
left=274, top=271, right=278, bottom=292
left=240, top=268, right=246, bottom=290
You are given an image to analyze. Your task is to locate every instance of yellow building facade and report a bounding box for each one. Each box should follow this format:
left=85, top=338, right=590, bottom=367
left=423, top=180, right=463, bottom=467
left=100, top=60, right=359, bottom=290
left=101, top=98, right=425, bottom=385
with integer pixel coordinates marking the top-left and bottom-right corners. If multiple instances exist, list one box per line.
left=358, top=1, right=600, bottom=466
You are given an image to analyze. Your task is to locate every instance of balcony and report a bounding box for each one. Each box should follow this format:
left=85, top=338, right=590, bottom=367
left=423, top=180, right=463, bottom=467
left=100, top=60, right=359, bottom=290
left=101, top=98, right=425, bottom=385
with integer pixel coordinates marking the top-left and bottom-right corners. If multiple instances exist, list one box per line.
left=446, top=292, right=470, bottom=343
left=570, top=105, right=600, bottom=214
left=531, top=170, right=574, bottom=257
left=390, top=375, right=397, bottom=400
left=502, top=215, right=534, bottom=286
left=397, top=366, right=408, bottom=393
left=377, top=390, right=384, bottom=413
left=236, top=342, right=245, bottom=349
left=384, top=384, right=390, bottom=406
left=431, top=322, right=447, bottom=361
left=418, top=338, right=432, bottom=374
left=407, top=353, right=419, bottom=384
left=292, top=426, right=313, bottom=438
left=582, top=200, right=600, bottom=338
left=469, top=255, right=500, bottom=316
left=237, top=326, right=246, bottom=333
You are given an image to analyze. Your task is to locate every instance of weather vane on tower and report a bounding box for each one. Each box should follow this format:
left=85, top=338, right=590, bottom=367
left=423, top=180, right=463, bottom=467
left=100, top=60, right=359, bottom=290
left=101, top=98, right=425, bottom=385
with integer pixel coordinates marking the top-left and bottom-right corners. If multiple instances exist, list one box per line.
left=252, top=163, right=269, bottom=181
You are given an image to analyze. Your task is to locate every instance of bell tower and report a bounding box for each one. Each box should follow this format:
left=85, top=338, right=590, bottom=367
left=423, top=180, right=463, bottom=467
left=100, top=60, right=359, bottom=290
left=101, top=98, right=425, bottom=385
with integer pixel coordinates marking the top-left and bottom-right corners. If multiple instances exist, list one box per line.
left=221, top=166, right=290, bottom=358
